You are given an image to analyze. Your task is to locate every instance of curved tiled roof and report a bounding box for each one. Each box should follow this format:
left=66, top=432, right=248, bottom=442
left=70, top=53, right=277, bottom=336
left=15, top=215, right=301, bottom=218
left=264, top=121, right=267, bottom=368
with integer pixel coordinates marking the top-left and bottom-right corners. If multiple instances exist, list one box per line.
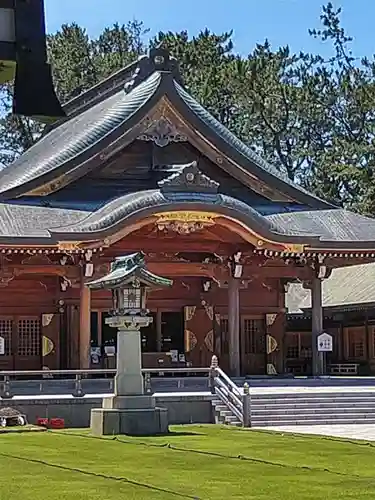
left=287, top=262, right=375, bottom=313
left=46, top=188, right=375, bottom=248
left=48, top=188, right=318, bottom=244
left=1, top=189, right=375, bottom=248
left=0, top=72, right=162, bottom=194
left=266, top=210, right=375, bottom=245
left=0, top=203, right=88, bottom=238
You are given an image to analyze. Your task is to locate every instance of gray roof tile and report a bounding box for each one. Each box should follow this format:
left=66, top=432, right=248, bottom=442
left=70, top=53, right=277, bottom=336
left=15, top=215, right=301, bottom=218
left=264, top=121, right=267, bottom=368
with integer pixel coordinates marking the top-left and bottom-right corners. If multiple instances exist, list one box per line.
left=266, top=209, right=375, bottom=242
left=0, top=204, right=89, bottom=237
left=0, top=72, right=161, bottom=194
left=287, top=263, right=375, bottom=312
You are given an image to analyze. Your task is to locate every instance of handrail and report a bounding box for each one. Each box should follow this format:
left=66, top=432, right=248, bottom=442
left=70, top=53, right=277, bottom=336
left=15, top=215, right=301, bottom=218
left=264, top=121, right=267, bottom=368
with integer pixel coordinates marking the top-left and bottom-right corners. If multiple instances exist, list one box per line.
left=209, top=355, right=251, bottom=427
left=215, top=377, right=242, bottom=408
left=216, top=386, right=243, bottom=422
left=0, top=367, right=211, bottom=399
left=0, top=367, right=210, bottom=377
left=215, top=367, right=242, bottom=397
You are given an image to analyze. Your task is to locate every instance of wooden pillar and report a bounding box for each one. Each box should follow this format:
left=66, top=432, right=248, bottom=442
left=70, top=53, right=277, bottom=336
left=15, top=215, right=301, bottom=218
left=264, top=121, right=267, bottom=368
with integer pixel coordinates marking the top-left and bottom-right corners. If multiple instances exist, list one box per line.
left=311, top=276, right=323, bottom=376
left=228, top=277, right=240, bottom=376
left=365, top=311, right=371, bottom=363
left=79, top=278, right=91, bottom=369
left=156, top=309, right=162, bottom=352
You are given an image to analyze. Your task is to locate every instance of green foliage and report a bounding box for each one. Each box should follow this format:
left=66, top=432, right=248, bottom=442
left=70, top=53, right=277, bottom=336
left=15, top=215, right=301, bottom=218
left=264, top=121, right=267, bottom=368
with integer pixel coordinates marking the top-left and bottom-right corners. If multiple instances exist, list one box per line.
left=1, top=4, right=375, bottom=214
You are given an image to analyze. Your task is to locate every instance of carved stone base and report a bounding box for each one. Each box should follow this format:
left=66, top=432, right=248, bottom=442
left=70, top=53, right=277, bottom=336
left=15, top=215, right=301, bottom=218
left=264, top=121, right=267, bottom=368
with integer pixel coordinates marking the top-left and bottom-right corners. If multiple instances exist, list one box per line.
left=91, top=394, right=169, bottom=436
left=90, top=407, right=169, bottom=436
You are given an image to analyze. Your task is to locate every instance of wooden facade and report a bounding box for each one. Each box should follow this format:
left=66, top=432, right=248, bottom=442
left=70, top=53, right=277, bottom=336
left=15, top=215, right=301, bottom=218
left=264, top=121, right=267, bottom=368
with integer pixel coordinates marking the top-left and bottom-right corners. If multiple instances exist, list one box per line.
left=1, top=47, right=375, bottom=375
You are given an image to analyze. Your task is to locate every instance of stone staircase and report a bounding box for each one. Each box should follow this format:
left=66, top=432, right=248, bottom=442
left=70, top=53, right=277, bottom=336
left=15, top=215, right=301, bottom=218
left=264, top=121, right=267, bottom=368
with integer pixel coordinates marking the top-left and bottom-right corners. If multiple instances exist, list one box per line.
left=211, top=398, right=242, bottom=426
left=209, top=356, right=375, bottom=427
left=212, top=389, right=375, bottom=427
left=249, top=392, right=375, bottom=426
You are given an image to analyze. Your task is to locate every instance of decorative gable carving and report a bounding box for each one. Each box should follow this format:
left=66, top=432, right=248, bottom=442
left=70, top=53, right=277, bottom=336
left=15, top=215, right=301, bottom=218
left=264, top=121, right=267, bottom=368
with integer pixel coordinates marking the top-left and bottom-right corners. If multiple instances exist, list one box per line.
left=138, top=116, right=188, bottom=148
left=158, top=161, right=219, bottom=194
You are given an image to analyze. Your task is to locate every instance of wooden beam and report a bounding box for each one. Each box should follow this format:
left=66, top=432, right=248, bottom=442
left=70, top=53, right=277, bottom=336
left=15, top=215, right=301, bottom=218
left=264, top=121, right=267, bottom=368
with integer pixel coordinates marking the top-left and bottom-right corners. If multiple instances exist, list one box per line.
left=105, top=239, right=248, bottom=254
left=147, top=262, right=229, bottom=279
left=4, top=265, right=79, bottom=278
left=144, top=262, right=313, bottom=280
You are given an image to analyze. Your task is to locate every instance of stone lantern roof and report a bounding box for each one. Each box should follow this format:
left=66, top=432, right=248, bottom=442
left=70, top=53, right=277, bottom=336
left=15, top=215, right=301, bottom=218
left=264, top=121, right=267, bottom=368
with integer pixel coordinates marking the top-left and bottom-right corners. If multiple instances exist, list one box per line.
left=86, top=251, right=173, bottom=290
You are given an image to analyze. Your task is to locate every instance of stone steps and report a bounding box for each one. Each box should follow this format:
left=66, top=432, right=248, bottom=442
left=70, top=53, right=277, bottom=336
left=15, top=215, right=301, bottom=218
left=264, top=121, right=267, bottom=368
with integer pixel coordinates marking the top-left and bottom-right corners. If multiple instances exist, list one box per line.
left=253, top=418, right=375, bottom=427
left=211, top=398, right=242, bottom=427
left=250, top=396, right=375, bottom=405
left=251, top=405, right=375, bottom=417
left=249, top=393, right=375, bottom=426
left=252, top=412, right=375, bottom=421
left=250, top=392, right=375, bottom=400
left=212, top=383, right=375, bottom=427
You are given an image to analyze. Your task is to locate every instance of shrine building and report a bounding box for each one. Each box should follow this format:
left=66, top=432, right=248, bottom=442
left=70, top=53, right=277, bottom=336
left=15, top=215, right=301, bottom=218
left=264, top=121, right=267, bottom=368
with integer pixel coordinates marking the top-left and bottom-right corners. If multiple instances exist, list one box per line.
left=1, top=46, right=375, bottom=376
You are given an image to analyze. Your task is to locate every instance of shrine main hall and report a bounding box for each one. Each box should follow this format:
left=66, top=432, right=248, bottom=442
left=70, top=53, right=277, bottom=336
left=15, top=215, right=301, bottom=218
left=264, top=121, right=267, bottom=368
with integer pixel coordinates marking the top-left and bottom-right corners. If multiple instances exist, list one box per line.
left=1, top=47, right=375, bottom=376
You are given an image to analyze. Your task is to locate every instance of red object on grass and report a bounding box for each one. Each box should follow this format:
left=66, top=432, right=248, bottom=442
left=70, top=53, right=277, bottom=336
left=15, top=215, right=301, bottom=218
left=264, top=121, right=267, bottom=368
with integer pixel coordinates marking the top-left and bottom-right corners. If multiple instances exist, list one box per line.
left=49, top=418, right=65, bottom=429
left=36, top=418, right=49, bottom=427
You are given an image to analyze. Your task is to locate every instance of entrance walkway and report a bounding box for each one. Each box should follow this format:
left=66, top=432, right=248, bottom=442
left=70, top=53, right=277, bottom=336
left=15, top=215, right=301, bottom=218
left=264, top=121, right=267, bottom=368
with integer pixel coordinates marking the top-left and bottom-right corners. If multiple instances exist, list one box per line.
left=255, top=424, right=375, bottom=441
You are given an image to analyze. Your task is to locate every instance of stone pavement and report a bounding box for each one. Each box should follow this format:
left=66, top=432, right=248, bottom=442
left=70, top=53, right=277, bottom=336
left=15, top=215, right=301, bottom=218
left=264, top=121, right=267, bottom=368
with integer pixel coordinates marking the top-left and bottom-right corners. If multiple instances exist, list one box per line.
left=254, top=424, right=375, bottom=440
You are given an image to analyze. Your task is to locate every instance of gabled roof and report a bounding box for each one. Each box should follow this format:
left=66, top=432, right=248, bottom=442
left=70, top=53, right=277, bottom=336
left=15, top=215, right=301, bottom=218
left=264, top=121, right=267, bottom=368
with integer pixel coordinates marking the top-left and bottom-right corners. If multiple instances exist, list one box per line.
left=0, top=47, right=331, bottom=208
left=0, top=71, right=162, bottom=197
left=286, top=263, right=375, bottom=313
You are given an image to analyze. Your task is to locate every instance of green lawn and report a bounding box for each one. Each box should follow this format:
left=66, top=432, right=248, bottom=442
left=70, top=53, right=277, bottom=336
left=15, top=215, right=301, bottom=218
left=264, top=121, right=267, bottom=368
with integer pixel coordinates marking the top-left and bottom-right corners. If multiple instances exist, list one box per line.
left=1, top=425, right=375, bottom=499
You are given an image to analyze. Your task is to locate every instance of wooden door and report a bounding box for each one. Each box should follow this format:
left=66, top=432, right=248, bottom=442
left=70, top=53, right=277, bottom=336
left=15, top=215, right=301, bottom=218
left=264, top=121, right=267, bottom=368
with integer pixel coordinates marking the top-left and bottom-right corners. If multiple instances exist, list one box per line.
left=240, top=316, right=266, bottom=375
left=184, top=305, right=214, bottom=367
left=0, top=317, right=14, bottom=370
left=41, top=313, right=61, bottom=370
left=14, top=316, right=42, bottom=370
left=344, top=326, right=366, bottom=360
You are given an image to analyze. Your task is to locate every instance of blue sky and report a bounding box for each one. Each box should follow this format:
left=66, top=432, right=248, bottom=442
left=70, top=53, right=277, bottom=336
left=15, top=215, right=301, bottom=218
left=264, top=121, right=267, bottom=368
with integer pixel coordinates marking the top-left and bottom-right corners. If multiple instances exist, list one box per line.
left=44, top=0, right=375, bottom=59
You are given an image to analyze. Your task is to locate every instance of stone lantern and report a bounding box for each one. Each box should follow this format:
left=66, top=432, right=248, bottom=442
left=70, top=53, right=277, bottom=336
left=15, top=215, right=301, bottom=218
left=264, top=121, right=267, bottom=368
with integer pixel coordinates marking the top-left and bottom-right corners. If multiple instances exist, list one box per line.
left=86, top=252, right=173, bottom=436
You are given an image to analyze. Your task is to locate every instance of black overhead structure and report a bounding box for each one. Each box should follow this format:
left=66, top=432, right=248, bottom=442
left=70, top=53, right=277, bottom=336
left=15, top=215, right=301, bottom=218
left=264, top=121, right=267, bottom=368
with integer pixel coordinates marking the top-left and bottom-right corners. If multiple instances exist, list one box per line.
left=0, top=0, right=65, bottom=120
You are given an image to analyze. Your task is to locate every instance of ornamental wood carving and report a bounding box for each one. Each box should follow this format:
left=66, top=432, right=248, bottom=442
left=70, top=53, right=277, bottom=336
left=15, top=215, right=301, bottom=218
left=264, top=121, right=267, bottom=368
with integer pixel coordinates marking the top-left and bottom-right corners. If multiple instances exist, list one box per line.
left=158, top=161, right=219, bottom=194
left=155, top=211, right=217, bottom=235
left=21, top=254, right=53, bottom=265
left=138, top=116, right=188, bottom=147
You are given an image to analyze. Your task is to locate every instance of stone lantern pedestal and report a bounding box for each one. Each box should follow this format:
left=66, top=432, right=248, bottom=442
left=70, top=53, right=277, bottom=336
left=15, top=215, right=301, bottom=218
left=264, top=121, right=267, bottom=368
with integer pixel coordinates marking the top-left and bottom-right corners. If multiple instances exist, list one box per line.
left=87, top=252, right=172, bottom=436
left=90, top=315, right=168, bottom=436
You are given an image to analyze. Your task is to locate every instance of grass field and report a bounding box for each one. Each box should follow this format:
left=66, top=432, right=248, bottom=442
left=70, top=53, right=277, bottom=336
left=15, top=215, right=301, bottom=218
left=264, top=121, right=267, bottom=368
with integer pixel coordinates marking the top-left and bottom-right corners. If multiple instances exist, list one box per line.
left=1, top=425, right=375, bottom=499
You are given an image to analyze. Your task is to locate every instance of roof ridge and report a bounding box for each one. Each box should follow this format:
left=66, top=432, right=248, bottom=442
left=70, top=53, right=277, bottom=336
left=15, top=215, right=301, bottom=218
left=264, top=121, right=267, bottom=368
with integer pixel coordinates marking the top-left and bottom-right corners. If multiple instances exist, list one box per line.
left=172, top=79, right=333, bottom=209
left=63, top=59, right=140, bottom=113
left=43, top=47, right=183, bottom=135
